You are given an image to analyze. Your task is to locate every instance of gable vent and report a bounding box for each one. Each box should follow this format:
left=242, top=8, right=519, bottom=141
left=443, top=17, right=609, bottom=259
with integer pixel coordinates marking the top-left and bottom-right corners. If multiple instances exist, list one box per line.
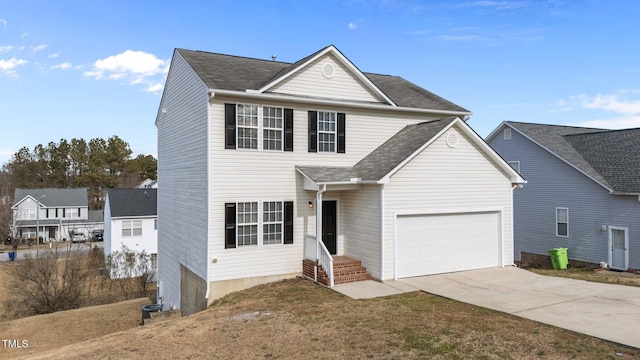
left=321, top=63, right=335, bottom=79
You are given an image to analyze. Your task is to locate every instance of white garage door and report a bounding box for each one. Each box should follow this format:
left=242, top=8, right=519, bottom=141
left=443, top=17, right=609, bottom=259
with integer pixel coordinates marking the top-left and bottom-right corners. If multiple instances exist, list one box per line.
left=396, top=211, right=501, bottom=278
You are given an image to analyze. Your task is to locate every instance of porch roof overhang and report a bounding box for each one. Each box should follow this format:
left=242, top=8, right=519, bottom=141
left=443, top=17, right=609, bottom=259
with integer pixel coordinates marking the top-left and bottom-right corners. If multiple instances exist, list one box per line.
left=296, top=166, right=382, bottom=191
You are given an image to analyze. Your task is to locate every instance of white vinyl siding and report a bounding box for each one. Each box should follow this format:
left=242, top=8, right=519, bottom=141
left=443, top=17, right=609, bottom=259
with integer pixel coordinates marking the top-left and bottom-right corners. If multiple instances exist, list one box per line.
left=556, top=207, right=569, bottom=237
left=340, top=185, right=383, bottom=279
left=207, top=98, right=445, bottom=286
left=383, top=125, right=513, bottom=280
left=269, top=54, right=386, bottom=103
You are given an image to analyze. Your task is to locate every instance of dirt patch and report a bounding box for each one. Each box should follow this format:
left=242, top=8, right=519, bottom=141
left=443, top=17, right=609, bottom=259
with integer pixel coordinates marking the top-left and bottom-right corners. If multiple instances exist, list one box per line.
left=11, top=277, right=638, bottom=360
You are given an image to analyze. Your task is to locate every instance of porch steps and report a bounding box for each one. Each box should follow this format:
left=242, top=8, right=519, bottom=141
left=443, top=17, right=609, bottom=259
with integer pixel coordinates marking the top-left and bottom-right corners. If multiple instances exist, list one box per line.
left=317, top=256, right=372, bottom=286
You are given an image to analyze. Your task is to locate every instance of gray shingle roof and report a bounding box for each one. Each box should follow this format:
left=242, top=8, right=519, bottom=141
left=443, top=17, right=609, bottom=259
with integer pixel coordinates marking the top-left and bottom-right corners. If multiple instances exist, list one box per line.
left=507, top=122, right=640, bottom=193
left=107, top=189, right=157, bottom=217
left=176, top=48, right=469, bottom=113
left=297, top=117, right=456, bottom=183
left=13, top=188, right=88, bottom=207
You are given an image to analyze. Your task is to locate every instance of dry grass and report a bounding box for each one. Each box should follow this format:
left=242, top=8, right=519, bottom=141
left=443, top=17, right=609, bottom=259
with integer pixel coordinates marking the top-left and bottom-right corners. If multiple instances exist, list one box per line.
left=0, top=297, right=151, bottom=358
left=7, top=277, right=638, bottom=360
left=526, top=267, right=640, bottom=287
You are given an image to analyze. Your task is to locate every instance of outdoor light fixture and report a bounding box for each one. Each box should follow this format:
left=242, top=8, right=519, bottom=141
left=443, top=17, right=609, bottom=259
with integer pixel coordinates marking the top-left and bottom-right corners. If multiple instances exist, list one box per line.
left=308, top=201, right=314, bottom=208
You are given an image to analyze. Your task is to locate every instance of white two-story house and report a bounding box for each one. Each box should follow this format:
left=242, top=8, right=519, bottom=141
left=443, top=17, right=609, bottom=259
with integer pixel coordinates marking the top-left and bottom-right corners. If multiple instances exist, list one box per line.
left=104, top=188, right=158, bottom=263
left=156, top=45, right=525, bottom=315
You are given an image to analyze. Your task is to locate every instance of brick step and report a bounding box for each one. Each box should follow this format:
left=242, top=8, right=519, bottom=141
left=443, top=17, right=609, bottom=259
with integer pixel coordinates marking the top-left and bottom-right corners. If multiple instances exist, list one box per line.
left=315, top=256, right=372, bottom=286
left=332, top=266, right=368, bottom=277
left=334, top=273, right=372, bottom=285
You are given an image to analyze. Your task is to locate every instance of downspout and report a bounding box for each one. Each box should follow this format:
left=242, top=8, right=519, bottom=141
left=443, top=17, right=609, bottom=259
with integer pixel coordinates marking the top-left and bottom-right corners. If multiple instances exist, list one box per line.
left=314, top=184, right=327, bottom=282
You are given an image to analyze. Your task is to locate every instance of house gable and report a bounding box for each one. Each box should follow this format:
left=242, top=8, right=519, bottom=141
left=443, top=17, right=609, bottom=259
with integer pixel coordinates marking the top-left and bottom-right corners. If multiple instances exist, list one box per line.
left=265, top=49, right=393, bottom=105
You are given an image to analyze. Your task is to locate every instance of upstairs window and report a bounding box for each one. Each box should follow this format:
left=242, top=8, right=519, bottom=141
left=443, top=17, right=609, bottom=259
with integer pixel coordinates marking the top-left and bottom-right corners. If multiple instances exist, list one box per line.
left=318, top=111, right=336, bottom=153
left=122, top=219, right=143, bottom=237
left=225, top=103, right=293, bottom=151
left=263, top=106, right=283, bottom=151
left=504, top=128, right=512, bottom=140
left=237, top=104, right=259, bottom=149
left=508, top=161, right=520, bottom=173
left=308, top=111, right=346, bottom=153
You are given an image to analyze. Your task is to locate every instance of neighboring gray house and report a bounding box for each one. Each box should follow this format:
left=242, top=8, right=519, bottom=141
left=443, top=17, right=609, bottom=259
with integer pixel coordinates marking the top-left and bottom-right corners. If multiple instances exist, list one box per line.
left=156, top=45, right=524, bottom=315
left=104, top=188, right=158, bottom=263
left=11, top=188, right=100, bottom=241
left=487, top=121, right=640, bottom=271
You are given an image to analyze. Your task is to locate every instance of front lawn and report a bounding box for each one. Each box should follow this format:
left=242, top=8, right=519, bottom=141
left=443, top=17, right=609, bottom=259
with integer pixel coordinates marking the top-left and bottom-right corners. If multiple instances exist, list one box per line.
left=25, top=277, right=638, bottom=359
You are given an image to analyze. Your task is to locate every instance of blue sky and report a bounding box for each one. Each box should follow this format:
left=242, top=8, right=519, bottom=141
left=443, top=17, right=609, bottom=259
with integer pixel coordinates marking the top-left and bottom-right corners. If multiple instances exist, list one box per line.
left=2, top=1, right=640, bottom=165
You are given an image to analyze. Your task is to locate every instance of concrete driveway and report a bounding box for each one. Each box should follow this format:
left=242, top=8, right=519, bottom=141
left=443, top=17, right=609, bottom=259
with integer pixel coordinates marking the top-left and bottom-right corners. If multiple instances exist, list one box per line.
left=399, top=267, right=640, bottom=349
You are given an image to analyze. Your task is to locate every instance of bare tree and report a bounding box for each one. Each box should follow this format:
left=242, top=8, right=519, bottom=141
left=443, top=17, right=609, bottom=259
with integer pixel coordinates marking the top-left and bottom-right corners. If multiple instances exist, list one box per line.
left=9, top=251, right=89, bottom=315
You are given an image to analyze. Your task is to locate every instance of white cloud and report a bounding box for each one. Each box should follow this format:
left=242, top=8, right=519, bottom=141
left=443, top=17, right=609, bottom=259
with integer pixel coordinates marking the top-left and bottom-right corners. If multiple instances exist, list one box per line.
left=0, top=57, right=27, bottom=77
left=145, top=83, right=164, bottom=93
left=51, top=62, right=73, bottom=70
left=0, top=19, right=6, bottom=30
left=559, top=90, right=640, bottom=129
left=348, top=22, right=359, bottom=30
left=31, top=44, right=48, bottom=53
left=84, top=50, right=169, bottom=92
left=0, top=45, right=13, bottom=53
left=49, top=53, right=60, bottom=59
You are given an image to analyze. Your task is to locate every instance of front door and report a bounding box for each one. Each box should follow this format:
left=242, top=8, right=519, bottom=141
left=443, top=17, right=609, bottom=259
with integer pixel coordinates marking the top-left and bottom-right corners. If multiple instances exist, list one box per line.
left=609, top=227, right=628, bottom=270
left=322, top=200, right=337, bottom=255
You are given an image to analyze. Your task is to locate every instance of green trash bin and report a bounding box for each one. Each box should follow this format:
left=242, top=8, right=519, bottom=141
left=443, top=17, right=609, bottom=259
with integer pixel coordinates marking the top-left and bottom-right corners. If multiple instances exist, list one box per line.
left=548, top=247, right=568, bottom=270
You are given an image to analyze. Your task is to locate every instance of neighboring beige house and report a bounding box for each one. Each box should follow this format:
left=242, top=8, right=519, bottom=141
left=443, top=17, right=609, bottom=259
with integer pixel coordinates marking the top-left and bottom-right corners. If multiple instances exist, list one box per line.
left=156, top=45, right=525, bottom=315
left=11, top=188, right=102, bottom=241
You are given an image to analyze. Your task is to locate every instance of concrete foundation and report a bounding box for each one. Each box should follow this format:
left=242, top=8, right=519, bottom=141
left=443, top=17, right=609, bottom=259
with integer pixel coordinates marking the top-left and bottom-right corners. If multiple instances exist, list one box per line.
left=180, top=264, right=207, bottom=316
left=207, top=272, right=299, bottom=306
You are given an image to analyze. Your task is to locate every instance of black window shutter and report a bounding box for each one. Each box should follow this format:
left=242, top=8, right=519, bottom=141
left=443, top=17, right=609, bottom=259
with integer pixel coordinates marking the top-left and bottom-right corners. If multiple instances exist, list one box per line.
left=283, top=201, right=294, bottom=244
left=337, top=112, right=346, bottom=153
left=225, top=203, right=236, bottom=249
left=284, top=109, right=294, bottom=152
left=308, top=111, right=317, bottom=152
left=225, top=103, right=236, bottom=149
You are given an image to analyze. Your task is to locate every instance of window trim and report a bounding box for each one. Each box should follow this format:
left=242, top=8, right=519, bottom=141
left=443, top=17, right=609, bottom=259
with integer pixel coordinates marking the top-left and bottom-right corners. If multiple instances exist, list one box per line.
left=556, top=207, right=569, bottom=237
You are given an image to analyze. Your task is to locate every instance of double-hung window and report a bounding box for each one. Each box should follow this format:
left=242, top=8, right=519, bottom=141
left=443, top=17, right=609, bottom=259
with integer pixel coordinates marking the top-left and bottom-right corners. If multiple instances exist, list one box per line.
left=317, top=111, right=336, bottom=153
left=225, top=201, right=294, bottom=249
left=263, top=107, right=283, bottom=151
left=308, top=111, right=345, bottom=153
left=122, top=219, right=143, bottom=237
left=236, top=104, right=259, bottom=149
left=263, top=201, right=283, bottom=245
left=225, top=103, right=293, bottom=151
left=556, top=207, right=568, bottom=237
left=237, top=202, right=258, bottom=246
